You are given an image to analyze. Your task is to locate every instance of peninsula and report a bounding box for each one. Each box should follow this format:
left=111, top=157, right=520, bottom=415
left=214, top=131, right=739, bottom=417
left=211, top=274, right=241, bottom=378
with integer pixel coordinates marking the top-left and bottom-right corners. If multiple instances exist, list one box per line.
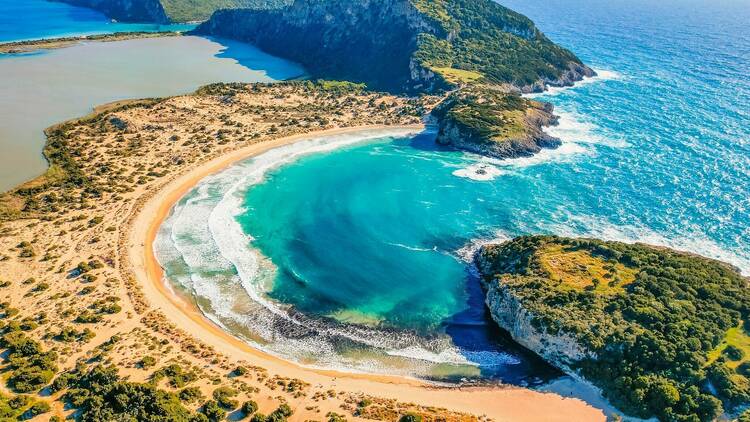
left=194, top=0, right=595, bottom=160
left=0, top=31, right=182, bottom=54
left=476, top=236, right=750, bottom=421
left=0, top=81, right=604, bottom=421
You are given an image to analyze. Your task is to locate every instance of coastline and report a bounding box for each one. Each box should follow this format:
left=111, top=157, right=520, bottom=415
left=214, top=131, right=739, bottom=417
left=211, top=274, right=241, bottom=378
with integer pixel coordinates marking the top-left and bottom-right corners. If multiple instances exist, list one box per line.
left=0, top=31, right=183, bottom=54
left=127, top=124, right=606, bottom=421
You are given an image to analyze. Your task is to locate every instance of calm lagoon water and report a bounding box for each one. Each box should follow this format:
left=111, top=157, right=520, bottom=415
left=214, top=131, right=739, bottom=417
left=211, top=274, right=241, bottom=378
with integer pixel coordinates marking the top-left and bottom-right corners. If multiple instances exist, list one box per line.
left=155, top=0, right=750, bottom=384
left=0, top=36, right=304, bottom=191
left=0, top=0, right=193, bottom=42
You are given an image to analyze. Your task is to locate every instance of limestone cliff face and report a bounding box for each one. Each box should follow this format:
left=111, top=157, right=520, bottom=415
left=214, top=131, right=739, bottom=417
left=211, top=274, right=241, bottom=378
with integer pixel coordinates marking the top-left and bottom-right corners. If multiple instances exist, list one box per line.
left=195, top=0, right=444, bottom=93
left=54, top=0, right=168, bottom=23
left=475, top=246, right=594, bottom=373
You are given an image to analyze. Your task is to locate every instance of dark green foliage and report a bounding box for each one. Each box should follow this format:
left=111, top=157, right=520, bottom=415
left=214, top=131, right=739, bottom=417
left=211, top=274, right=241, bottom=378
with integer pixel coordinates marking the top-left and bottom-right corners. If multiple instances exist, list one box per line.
left=412, top=0, right=583, bottom=87
left=1, top=332, right=58, bottom=393
left=212, top=386, right=238, bottom=409
left=60, top=364, right=205, bottom=422
left=479, top=235, right=750, bottom=421
left=179, top=386, right=205, bottom=404
left=399, top=413, right=423, bottom=422
left=152, top=363, right=198, bottom=388
left=195, top=0, right=586, bottom=93
left=271, top=403, right=293, bottom=420
left=724, top=345, right=746, bottom=361
left=200, top=400, right=226, bottom=422
left=241, top=400, right=259, bottom=416
left=0, top=392, right=49, bottom=420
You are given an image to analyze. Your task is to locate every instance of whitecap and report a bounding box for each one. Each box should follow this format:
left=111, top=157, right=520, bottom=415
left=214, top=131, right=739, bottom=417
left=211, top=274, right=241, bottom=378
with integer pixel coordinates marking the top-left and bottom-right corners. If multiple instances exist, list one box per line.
left=452, top=163, right=506, bottom=181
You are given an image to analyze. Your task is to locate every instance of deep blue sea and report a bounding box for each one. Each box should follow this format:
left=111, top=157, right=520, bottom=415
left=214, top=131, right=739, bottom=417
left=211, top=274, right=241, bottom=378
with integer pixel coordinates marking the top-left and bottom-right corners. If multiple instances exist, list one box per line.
left=0, top=0, right=193, bottom=42
left=155, top=0, right=750, bottom=384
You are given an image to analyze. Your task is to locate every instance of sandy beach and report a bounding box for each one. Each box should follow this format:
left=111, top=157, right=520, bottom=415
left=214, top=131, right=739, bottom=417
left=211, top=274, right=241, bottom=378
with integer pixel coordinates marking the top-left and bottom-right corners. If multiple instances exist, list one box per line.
left=127, top=124, right=606, bottom=421
left=0, top=83, right=605, bottom=421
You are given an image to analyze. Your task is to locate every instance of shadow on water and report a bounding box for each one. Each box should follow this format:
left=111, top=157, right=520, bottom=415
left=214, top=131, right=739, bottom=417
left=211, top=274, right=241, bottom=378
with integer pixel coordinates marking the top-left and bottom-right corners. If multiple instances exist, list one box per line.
left=442, top=267, right=562, bottom=386
left=205, top=36, right=307, bottom=81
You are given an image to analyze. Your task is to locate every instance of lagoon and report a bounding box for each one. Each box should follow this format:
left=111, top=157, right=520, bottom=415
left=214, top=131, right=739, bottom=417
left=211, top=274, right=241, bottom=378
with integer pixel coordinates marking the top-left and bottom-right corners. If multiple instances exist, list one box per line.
left=0, top=36, right=303, bottom=192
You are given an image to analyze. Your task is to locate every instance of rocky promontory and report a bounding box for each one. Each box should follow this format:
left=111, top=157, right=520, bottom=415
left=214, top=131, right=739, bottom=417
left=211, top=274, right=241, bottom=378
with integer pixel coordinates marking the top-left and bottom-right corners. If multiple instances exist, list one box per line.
left=432, top=88, right=562, bottom=159
left=476, top=235, right=750, bottom=421
left=195, top=0, right=594, bottom=94
left=193, top=0, right=595, bottom=159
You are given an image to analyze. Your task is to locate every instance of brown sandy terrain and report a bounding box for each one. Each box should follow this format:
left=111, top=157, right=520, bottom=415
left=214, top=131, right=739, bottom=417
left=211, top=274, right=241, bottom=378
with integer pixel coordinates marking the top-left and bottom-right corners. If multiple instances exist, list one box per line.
left=0, top=31, right=181, bottom=54
left=0, top=82, right=605, bottom=421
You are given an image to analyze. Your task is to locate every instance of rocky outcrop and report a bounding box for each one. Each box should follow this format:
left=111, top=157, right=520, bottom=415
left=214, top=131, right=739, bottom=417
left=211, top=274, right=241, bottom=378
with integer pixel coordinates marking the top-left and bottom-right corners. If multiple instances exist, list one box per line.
left=432, top=88, right=562, bottom=159
left=54, top=0, right=169, bottom=23
left=195, top=0, right=444, bottom=93
left=519, top=63, right=597, bottom=94
left=476, top=248, right=592, bottom=372
left=436, top=102, right=561, bottom=159
left=194, top=0, right=593, bottom=94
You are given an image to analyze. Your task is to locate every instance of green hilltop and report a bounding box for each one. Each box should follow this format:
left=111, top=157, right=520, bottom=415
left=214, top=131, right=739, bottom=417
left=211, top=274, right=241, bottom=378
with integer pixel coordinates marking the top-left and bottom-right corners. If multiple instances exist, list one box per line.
left=478, top=235, right=750, bottom=421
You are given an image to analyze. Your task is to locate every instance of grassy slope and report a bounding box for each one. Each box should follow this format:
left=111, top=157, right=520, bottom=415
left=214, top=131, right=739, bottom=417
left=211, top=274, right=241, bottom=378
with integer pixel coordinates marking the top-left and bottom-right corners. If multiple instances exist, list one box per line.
left=479, top=235, right=750, bottom=421
left=160, top=0, right=290, bottom=22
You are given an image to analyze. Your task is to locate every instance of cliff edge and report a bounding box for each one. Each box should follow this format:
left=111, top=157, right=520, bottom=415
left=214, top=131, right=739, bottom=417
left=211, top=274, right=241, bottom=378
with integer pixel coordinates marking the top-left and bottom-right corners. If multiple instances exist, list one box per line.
left=476, top=235, right=750, bottom=421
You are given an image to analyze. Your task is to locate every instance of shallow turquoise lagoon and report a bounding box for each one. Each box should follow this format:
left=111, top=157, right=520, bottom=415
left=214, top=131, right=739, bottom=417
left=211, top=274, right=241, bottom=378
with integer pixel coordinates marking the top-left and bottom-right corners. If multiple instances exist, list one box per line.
left=155, top=0, right=750, bottom=384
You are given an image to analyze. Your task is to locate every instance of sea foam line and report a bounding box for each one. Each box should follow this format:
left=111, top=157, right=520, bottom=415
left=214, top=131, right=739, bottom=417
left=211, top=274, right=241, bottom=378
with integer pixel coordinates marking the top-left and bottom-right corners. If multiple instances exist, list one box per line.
left=156, top=128, right=505, bottom=374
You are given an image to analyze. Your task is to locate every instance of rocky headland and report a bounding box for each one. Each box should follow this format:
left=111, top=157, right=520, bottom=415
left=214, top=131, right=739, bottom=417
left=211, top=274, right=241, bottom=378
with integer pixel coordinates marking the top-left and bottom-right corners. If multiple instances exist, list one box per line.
left=194, top=0, right=595, bottom=159
left=475, top=235, right=750, bottom=421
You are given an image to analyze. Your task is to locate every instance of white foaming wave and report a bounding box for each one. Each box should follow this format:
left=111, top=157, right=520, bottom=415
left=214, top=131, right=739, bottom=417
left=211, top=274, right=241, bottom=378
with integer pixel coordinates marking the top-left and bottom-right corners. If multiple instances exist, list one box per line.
left=525, top=68, right=622, bottom=99
left=386, top=345, right=521, bottom=367
left=452, top=163, right=506, bottom=181
left=455, top=230, right=513, bottom=263
left=534, top=213, right=750, bottom=276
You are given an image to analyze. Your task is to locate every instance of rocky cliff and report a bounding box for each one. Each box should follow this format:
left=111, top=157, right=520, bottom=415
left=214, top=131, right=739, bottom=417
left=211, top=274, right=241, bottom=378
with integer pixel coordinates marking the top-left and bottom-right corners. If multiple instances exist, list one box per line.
left=476, top=246, right=593, bottom=371
left=433, top=88, right=562, bottom=159
left=195, top=0, right=594, bottom=94
left=475, top=235, right=750, bottom=421
left=54, top=0, right=169, bottom=23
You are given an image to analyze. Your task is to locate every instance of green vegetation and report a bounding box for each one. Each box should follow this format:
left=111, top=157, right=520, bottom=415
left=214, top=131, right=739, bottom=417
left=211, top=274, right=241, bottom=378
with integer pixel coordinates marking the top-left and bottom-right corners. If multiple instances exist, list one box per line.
left=196, top=0, right=589, bottom=93
left=0, top=392, right=50, bottom=420
left=57, top=365, right=206, bottom=421
left=479, top=235, right=750, bottom=421
left=160, top=0, right=291, bottom=22
left=1, top=332, right=58, bottom=393
left=412, top=0, right=585, bottom=88
left=432, top=87, right=555, bottom=153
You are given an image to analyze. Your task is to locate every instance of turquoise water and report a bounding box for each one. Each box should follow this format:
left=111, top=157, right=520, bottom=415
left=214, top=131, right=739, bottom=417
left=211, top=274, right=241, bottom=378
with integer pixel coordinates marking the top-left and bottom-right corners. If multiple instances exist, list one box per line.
left=155, top=0, right=750, bottom=383
left=0, top=0, right=193, bottom=42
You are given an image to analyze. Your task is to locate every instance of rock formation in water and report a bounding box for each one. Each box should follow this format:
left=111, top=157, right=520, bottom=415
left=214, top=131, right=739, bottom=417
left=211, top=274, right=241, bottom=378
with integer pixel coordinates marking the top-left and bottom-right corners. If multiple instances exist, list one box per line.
left=475, top=235, right=750, bottom=421
left=432, top=87, right=562, bottom=159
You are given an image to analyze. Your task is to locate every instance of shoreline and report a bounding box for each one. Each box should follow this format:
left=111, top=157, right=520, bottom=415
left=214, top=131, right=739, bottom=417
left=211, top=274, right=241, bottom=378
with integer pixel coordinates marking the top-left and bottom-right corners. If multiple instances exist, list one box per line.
left=127, top=124, right=606, bottom=421
left=0, top=31, right=182, bottom=54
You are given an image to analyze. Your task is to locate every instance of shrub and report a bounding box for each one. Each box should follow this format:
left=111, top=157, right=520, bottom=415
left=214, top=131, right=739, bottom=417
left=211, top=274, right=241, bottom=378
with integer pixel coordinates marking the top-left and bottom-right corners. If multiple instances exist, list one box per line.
left=241, top=400, right=258, bottom=416
left=201, top=400, right=226, bottom=422
left=212, top=386, right=238, bottom=409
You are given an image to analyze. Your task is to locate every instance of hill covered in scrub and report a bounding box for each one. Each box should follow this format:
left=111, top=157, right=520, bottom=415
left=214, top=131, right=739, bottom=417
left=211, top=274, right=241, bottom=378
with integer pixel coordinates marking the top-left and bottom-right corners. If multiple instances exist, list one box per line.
left=476, top=235, right=750, bottom=421
left=195, top=0, right=593, bottom=93
left=194, top=0, right=594, bottom=158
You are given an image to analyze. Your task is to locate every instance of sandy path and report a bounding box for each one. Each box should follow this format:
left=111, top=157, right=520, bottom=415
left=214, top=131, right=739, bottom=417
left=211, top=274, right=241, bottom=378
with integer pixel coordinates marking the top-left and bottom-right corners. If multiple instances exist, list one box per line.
left=127, top=124, right=606, bottom=422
